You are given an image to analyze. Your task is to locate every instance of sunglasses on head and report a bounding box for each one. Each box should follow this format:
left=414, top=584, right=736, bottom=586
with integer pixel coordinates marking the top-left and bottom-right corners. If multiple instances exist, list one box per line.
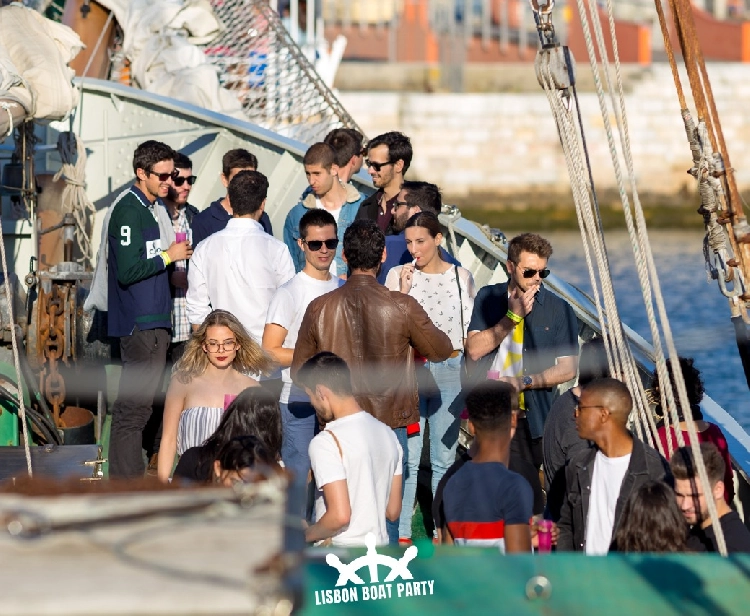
left=522, top=267, right=550, bottom=279
left=173, top=175, right=197, bottom=187
left=303, top=238, right=339, bottom=251
left=149, top=169, right=179, bottom=182
left=365, top=159, right=393, bottom=172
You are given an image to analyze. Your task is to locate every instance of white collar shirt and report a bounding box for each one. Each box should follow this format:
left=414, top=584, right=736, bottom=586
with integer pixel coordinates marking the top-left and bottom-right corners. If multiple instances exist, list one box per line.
left=186, top=217, right=295, bottom=342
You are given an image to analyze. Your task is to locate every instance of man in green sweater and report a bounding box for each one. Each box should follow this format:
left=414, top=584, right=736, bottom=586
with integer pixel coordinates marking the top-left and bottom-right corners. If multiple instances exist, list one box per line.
left=107, top=140, right=192, bottom=478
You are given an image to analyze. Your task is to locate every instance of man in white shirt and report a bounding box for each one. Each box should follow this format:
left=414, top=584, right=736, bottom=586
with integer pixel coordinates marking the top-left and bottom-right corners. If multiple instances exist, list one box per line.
left=297, top=352, right=403, bottom=547
left=187, top=171, right=295, bottom=342
left=263, top=209, right=344, bottom=482
left=557, top=378, right=670, bottom=553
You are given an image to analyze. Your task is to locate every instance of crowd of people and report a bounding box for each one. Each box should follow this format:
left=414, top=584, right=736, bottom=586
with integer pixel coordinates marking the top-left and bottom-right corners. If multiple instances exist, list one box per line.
left=91, top=132, right=750, bottom=554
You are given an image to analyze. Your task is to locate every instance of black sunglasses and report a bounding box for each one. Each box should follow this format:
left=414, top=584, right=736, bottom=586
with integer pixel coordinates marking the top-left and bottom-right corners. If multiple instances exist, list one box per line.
left=149, top=169, right=179, bottom=182
left=173, top=175, right=197, bottom=187
left=302, top=238, right=339, bottom=251
left=522, top=268, right=550, bottom=279
left=365, top=159, right=393, bottom=172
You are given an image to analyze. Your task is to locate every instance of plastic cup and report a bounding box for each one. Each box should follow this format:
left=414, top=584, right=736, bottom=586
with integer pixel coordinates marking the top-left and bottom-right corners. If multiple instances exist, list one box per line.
left=175, top=232, right=187, bottom=244
left=487, top=370, right=500, bottom=380
left=537, top=519, right=553, bottom=553
left=224, top=393, right=237, bottom=411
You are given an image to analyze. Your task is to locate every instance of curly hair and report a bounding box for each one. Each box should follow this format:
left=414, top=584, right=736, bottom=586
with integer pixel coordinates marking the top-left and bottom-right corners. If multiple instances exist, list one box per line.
left=507, top=233, right=553, bottom=263
left=613, top=481, right=687, bottom=553
left=174, top=310, right=275, bottom=383
left=343, top=219, right=385, bottom=271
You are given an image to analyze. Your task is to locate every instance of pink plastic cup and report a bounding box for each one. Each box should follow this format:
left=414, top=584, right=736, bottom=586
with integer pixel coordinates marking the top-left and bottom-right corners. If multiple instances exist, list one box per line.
left=175, top=232, right=187, bottom=244
left=537, top=519, right=554, bottom=553
left=487, top=370, right=500, bottom=380
left=223, top=393, right=238, bottom=411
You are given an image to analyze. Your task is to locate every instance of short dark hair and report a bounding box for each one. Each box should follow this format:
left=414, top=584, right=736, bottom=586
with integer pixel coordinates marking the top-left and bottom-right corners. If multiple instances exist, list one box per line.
left=465, top=380, right=514, bottom=433
left=342, top=219, right=385, bottom=271
left=324, top=128, right=363, bottom=167
left=299, top=209, right=337, bottom=240
left=297, top=352, right=353, bottom=396
left=215, top=435, right=276, bottom=473
left=578, top=337, right=610, bottom=388
left=582, top=377, right=632, bottom=422
left=228, top=170, right=268, bottom=216
left=402, top=181, right=441, bottom=214
left=367, top=131, right=413, bottom=174
left=613, top=481, right=687, bottom=553
left=404, top=211, right=442, bottom=239
left=222, top=148, right=258, bottom=177
left=507, top=232, right=553, bottom=263
left=670, top=442, right=725, bottom=487
left=174, top=152, right=193, bottom=170
left=303, top=142, right=336, bottom=170
left=132, top=140, right=176, bottom=175
left=196, top=387, right=282, bottom=471
left=651, top=357, right=705, bottom=422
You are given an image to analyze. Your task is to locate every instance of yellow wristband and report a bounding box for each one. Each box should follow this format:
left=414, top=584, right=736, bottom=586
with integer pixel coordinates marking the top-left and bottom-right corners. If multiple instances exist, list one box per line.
left=161, top=251, right=171, bottom=267
left=506, top=309, right=523, bottom=324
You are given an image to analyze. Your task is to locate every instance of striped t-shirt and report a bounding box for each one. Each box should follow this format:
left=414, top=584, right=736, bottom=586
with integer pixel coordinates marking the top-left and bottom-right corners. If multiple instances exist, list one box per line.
left=442, top=460, right=533, bottom=552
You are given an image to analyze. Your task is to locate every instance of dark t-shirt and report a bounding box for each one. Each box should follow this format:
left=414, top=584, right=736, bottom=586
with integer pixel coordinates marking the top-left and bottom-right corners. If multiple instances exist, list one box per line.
left=172, top=446, right=213, bottom=483
left=686, top=511, right=750, bottom=554
left=441, top=459, right=533, bottom=549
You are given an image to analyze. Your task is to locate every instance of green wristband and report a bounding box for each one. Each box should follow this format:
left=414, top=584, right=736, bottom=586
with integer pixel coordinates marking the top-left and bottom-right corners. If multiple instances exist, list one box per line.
left=506, top=309, right=523, bottom=324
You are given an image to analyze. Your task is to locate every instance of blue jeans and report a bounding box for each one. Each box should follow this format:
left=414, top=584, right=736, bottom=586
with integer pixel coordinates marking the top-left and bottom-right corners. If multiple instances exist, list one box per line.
left=398, top=354, right=463, bottom=539
left=280, top=401, right=317, bottom=484
left=387, top=426, right=408, bottom=545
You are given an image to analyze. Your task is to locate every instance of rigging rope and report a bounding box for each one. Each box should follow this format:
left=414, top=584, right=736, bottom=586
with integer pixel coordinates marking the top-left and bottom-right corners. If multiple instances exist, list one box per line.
left=53, top=132, right=96, bottom=266
left=555, top=0, right=728, bottom=555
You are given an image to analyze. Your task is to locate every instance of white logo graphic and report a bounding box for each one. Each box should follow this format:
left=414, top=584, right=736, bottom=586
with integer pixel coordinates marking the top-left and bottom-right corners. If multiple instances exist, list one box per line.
left=314, top=533, right=435, bottom=606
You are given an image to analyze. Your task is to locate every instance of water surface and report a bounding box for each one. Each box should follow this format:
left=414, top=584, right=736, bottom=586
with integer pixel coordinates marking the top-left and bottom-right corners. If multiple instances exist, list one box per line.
left=545, top=230, right=750, bottom=432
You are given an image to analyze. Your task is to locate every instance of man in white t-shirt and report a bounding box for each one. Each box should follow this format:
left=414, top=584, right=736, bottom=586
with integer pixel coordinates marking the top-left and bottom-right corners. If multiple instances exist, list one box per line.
left=557, top=378, right=671, bottom=554
left=298, top=352, right=403, bottom=547
left=263, top=209, right=344, bottom=482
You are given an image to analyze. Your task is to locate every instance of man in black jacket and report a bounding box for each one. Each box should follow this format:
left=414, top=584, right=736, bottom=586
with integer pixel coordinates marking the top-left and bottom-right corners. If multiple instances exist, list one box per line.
left=557, top=378, right=671, bottom=553
left=355, top=131, right=412, bottom=235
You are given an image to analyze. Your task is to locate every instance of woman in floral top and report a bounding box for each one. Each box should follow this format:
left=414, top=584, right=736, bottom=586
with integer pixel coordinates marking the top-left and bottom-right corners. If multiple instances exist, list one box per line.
left=385, top=211, right=477, bottom=543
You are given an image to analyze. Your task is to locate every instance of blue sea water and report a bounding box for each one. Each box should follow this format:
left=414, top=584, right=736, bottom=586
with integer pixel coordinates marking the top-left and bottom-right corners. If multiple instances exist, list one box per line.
left=545, top=230, right=750, bottom=433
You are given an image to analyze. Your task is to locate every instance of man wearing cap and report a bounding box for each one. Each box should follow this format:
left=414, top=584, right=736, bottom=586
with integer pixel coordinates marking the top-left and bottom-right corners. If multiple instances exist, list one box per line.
left=465, top=232, right=579, bottom=494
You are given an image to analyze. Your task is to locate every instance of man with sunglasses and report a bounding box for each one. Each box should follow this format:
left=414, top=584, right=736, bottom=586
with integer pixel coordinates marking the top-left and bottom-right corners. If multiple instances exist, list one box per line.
left=264, top=209, right=344, bottom=483
left=466, top=233, right=579, bottom=493
left=355, top=131, right=412, bottom=235
left=104, top=140, right=193, bottom=478
left=377, top=180, right=459, bottom=285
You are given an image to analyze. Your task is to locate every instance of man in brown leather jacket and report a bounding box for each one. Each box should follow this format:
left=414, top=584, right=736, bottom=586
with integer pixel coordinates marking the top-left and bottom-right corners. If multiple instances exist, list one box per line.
left=291, top=219, right=452, bottom=543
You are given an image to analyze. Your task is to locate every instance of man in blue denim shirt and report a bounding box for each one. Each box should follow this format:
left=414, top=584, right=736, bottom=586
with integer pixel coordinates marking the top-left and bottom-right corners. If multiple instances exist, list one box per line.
left=466, top=233, right=579, bottom=491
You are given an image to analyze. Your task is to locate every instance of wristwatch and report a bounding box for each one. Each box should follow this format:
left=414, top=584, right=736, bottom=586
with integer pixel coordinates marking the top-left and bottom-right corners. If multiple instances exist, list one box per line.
left=522, top=375, right=533, bottom=390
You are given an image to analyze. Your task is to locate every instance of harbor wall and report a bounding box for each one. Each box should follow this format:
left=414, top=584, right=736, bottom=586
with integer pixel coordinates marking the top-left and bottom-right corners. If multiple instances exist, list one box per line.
left=338, top=64, right=750, bottom=207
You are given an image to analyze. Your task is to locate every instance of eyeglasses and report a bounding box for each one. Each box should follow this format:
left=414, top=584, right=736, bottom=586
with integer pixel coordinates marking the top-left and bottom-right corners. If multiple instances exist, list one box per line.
left=365, top=159, right=393, bottom=172
left=393, top=200, right=409, bottom=209
left=205, top=340, right=238, bottom=352
left=302, top=238, right=339, bottom=251
left=149, top=169, right=179, bottom=182
left=173, top=175, right=197, bottom=187
left=521, top=268, right=550, bottom=279
left=575, top=404, right=603, bottom=413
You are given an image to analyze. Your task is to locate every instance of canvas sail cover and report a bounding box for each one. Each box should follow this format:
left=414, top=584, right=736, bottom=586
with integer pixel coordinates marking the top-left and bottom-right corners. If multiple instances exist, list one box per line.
left=0, top=3, right=82, bottom=139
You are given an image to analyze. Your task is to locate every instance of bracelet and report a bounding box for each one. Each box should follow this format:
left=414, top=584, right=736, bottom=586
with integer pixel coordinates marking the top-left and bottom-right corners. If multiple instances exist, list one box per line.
left=160, top=251, right=172, bottom=267
left=506, top=309, right=523, bottom=324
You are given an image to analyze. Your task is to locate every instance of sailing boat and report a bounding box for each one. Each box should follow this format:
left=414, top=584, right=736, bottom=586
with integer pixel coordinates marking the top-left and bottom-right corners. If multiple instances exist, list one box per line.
left=0, top=0, right=749, bottom=613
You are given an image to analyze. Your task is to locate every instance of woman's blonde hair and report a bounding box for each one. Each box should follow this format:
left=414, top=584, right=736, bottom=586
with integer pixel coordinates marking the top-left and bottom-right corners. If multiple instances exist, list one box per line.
left=174, top=310, right=275, bottom=383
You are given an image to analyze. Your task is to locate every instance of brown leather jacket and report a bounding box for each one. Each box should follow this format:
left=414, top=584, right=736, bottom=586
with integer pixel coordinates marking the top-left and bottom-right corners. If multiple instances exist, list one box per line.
left=291, top=274, right=453, bottom=428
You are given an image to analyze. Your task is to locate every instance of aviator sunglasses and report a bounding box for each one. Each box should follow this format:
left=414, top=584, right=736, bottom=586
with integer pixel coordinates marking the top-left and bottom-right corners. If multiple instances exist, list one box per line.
left=173, top=175, right=197, bottom=187
left=148, top=169, right=180, bottom=182
left=302, top=238, right=339, bottom=251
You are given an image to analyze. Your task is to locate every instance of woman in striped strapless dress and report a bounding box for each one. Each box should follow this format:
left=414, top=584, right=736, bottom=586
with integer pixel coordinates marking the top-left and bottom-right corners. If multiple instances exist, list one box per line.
left=157, top=309, right=275, bottom=482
